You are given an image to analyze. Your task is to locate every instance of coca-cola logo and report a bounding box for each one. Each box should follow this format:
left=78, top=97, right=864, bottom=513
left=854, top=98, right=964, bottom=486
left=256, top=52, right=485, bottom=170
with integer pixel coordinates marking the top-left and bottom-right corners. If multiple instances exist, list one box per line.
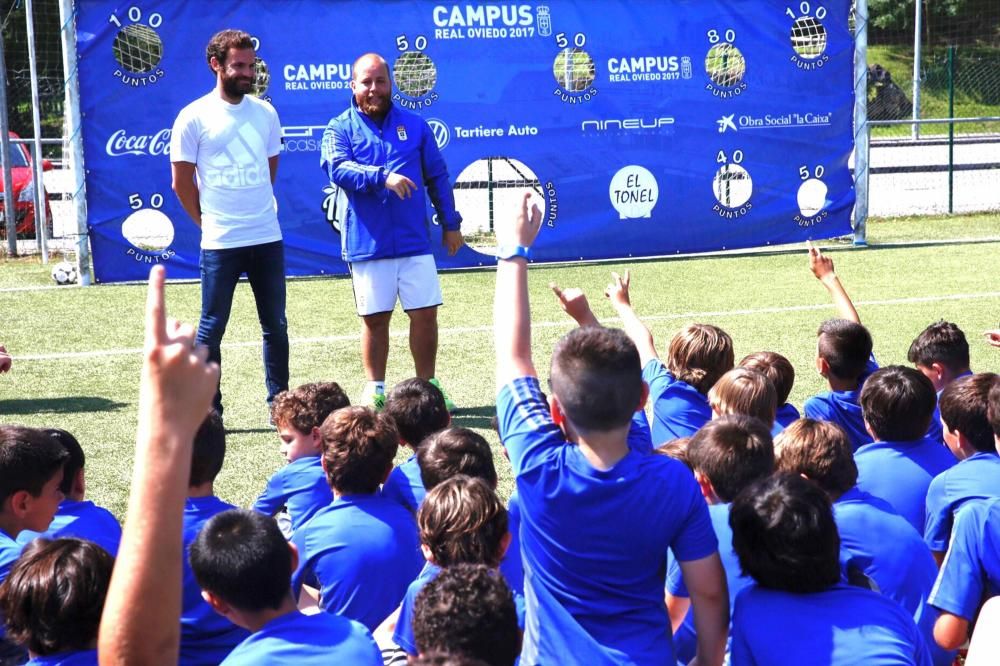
left=106, top=129, right=171, bottom=157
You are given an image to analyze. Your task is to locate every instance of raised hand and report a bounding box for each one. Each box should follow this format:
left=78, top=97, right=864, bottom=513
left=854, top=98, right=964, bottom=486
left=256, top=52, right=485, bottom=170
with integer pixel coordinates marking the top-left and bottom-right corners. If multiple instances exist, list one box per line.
left=550, top=283, right=599, bottom=327
left=139, top=265, right=219, bottom=441
left=807, top=240, right=836, bottom=283
left=605, top=270, right=632, bottom=310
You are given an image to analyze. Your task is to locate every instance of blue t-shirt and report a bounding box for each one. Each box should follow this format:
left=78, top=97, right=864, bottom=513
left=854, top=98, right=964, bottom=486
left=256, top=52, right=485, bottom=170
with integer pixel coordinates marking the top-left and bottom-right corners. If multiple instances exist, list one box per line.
left=666, top=502, right=753, bottom=665
left=181, top=496, right=251, bottom=666
left=774, top=403, right=800, bottom=429
left=929, top=498, right=1000, bottom=621
left=291, top=494, right=423, bottom=631
left=497, top=376, right=718, bottom=666
left=253, top=455, right=333, bottom=533
left=500, top=490, right=525, bottom=595
left=393, top=562, right=526, bottom=655
left=924, top=452, right=1000, bottom=552
left=26, top=650, right=98, bottom=666
left=854, top=437, right=957, bottom=534
left=381, top=455, right=426, bottom=515
left=221, top=610, right=381, bottom=665
left=642, top=359, right=712, bottom=445
left=17, top=499, right=121, bottom=556
left=834, top=487, right=952, bottom=666
left=731, top=582, right=932, bottom=665
left=803, top=358, right=879, bottom=452
left=0, top=529, right=25, bottom=656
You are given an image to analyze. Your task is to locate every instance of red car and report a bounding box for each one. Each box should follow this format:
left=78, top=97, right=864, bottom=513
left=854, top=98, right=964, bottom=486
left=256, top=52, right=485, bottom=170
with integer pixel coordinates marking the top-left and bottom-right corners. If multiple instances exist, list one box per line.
left=0, top=131, right=53, bottom=240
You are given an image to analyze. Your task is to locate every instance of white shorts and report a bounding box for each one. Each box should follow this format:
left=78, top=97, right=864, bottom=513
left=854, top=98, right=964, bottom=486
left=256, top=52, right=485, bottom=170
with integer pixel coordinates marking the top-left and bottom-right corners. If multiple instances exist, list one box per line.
left=349, top=254, right=443, bottom=316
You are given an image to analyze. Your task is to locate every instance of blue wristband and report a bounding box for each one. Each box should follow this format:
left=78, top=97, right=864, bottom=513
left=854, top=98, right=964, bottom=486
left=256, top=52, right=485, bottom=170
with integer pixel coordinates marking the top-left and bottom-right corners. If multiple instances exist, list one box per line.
left=496, top=245, right=530, bottom=261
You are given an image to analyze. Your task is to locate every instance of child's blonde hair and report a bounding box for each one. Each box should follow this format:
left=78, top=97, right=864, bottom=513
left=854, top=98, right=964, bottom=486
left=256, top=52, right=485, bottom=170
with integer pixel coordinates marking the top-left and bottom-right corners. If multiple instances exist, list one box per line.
left=708, top=367, right=777, bottom=427
left=667, top=324, right=734, bottom=395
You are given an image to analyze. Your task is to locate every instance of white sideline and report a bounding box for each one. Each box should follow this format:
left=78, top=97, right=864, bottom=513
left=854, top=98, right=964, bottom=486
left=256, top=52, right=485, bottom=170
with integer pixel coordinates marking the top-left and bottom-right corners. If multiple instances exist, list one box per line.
left=13, top=290, right=1000, bottom=362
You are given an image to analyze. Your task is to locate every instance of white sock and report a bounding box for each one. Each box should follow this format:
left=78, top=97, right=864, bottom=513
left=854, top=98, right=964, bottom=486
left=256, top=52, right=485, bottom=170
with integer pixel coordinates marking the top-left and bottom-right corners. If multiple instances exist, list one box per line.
left=365, top=380, right=386, bottom=396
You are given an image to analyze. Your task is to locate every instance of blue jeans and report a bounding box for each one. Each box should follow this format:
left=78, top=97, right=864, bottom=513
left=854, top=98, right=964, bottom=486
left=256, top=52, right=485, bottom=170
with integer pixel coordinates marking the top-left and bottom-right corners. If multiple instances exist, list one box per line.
left=197, top=240, right=289, bottom=415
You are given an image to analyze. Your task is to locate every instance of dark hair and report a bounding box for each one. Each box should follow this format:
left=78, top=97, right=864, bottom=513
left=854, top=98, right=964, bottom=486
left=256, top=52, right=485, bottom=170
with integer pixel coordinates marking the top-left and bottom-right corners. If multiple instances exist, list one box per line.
left=419, top=428, right=497, bottom=491
left=774, top=419, right=857, bottom=497
left=419, top=476, right=508, bottom=568
left=730, top=473, right=841, bottom=593
left=655, top=437, right=691, bottom=469
left=270, top=382, right=350, bottom=434
left=860, top=366, right=936, bottom=441
left=549, top=327, right=642, bottom=432
left=413, top=564, right=520, bottom=666
left=817, top=319, right=873, bottom=382
left=383, top=378, right=450, bottom=448
left=708, top=368, right=778, bottom=427
left=667, top=324, right=735, bottom=395
left=205, top=29, right=254, bottom=71
left=739, top=351, right=796, bottom=406
left=687, top=416, right=774, bottom=502
left=409, top=653, right=492, bottom=666
left=907, top=321, right=970, bottom=375
left=190, top=411, right=225, bottom=487
left=0, top=425, right=69, bottom=505
left=0, top=538, right=113, bottom=655
left=189, top=509, right=291, bottom=612
left=989, top=381, right=1000, bottom=439
left=45, top=429, right=83, bottom=496
left=940, top=373, right=1000, bottom=453
left=320, top=406, right=398, bottom=494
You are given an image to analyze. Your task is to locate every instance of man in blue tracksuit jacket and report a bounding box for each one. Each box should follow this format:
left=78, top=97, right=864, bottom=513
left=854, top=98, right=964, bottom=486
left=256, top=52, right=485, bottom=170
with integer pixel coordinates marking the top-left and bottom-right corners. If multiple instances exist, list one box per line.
left=320, top=52, right=463, bottom=411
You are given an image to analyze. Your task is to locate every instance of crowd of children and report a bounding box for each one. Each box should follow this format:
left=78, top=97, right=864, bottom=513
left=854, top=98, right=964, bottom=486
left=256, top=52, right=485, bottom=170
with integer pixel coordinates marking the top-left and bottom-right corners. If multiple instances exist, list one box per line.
left=3, top=195, right=1000, bottom=665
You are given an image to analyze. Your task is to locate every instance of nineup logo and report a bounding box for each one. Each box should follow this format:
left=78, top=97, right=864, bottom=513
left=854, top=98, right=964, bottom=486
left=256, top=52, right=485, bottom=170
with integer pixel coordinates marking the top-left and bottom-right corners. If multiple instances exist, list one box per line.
left=106, top=129, right=171, bottom=157
left=427, top=119, right=450, bottom=150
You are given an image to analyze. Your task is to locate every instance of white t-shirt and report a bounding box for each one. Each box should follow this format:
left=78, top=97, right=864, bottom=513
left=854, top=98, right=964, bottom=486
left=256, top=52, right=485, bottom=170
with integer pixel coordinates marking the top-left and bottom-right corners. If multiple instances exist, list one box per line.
left=170, top=92, right=282, bottom=249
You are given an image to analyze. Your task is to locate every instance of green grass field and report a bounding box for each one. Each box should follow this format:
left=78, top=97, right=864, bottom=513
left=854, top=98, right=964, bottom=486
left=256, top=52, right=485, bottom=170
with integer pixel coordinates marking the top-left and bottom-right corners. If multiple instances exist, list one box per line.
left=2, top=213, right=1000, bottom=517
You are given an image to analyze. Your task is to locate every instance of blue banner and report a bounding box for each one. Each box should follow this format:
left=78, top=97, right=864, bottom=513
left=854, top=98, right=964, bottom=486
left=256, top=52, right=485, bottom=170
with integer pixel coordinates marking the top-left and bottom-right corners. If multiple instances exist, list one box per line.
left=77, top=0, right=855, bottom=283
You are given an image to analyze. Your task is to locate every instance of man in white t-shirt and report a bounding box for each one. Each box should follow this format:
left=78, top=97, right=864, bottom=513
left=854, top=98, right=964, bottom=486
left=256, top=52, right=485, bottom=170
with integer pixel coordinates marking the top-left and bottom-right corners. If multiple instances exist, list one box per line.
left=170, top=29, right=288, bottom=419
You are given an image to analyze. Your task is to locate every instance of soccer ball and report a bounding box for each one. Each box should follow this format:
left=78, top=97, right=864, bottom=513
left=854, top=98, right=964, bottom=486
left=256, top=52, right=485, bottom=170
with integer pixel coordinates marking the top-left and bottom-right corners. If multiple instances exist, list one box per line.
left=51, top=261, right=78, bottom=285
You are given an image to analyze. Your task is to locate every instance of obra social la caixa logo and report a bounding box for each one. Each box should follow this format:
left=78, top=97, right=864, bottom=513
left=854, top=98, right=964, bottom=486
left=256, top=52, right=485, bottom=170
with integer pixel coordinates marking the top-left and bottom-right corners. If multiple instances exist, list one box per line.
left=106, top=129, right=171, bottom=157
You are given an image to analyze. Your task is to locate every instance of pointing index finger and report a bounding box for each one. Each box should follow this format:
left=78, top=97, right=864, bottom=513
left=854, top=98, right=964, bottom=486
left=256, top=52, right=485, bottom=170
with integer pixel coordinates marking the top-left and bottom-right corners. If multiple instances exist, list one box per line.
left=145, top=265, right=167, bottom=347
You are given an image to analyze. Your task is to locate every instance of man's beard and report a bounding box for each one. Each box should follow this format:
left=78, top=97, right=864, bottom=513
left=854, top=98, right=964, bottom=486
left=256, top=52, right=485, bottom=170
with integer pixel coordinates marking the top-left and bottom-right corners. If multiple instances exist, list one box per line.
left=358, top=93, right=389, bottom=119
left=222, top=74, right=253, bottom=99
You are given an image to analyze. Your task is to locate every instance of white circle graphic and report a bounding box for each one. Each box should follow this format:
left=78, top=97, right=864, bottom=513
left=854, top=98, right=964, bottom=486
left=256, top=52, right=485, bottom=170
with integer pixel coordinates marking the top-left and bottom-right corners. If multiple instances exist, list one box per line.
left=797, top=178, right=829, bottom=217
left=610, top=166, right=658, bottom=219
left=122, top=208, right=175, bottom=251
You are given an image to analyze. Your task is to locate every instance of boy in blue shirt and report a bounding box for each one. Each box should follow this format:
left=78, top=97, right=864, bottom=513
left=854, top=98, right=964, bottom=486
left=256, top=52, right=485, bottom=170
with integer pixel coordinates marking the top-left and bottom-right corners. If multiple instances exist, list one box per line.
left=601, top=270, right=733, bottom=445
left=802, top=243, right=879, bottom=451
left=739, top=352, right=799, bottom=428
left=291, top=406, right=423, bottom=631
left=417, top=427, right=524, bottom=595
left=394, top=475, right=518, bottom=657
left=190, top=508, right=381, bottom=665
left=924, top=373, right=1000, bottom=561
left=381, top=378, right=451, bottom=514
left=0, top=537, right=113, bottom=666
left=17, top=429, right=121, bottom=556
left=493, top=195, right=727, bottom=665
left=665, top=415, right=775, bottom=665
left=707, top=368, right=781, bottom=436
left=775, top=418, right=952, bottom=665
left=729, top=473, right=933, bottom=665
left=254, top=382, right=347, bottom=534
left=929, top=498, right=1000, bottom=651
left=855, top=366, right=957, bottom=533
left=908, top=320, right=973, bottom=444
left=412, top=564, right=520, bottom=666
left=0, top=425, right=68, bottom=663
left=181, top=412, right=250, bottom=665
